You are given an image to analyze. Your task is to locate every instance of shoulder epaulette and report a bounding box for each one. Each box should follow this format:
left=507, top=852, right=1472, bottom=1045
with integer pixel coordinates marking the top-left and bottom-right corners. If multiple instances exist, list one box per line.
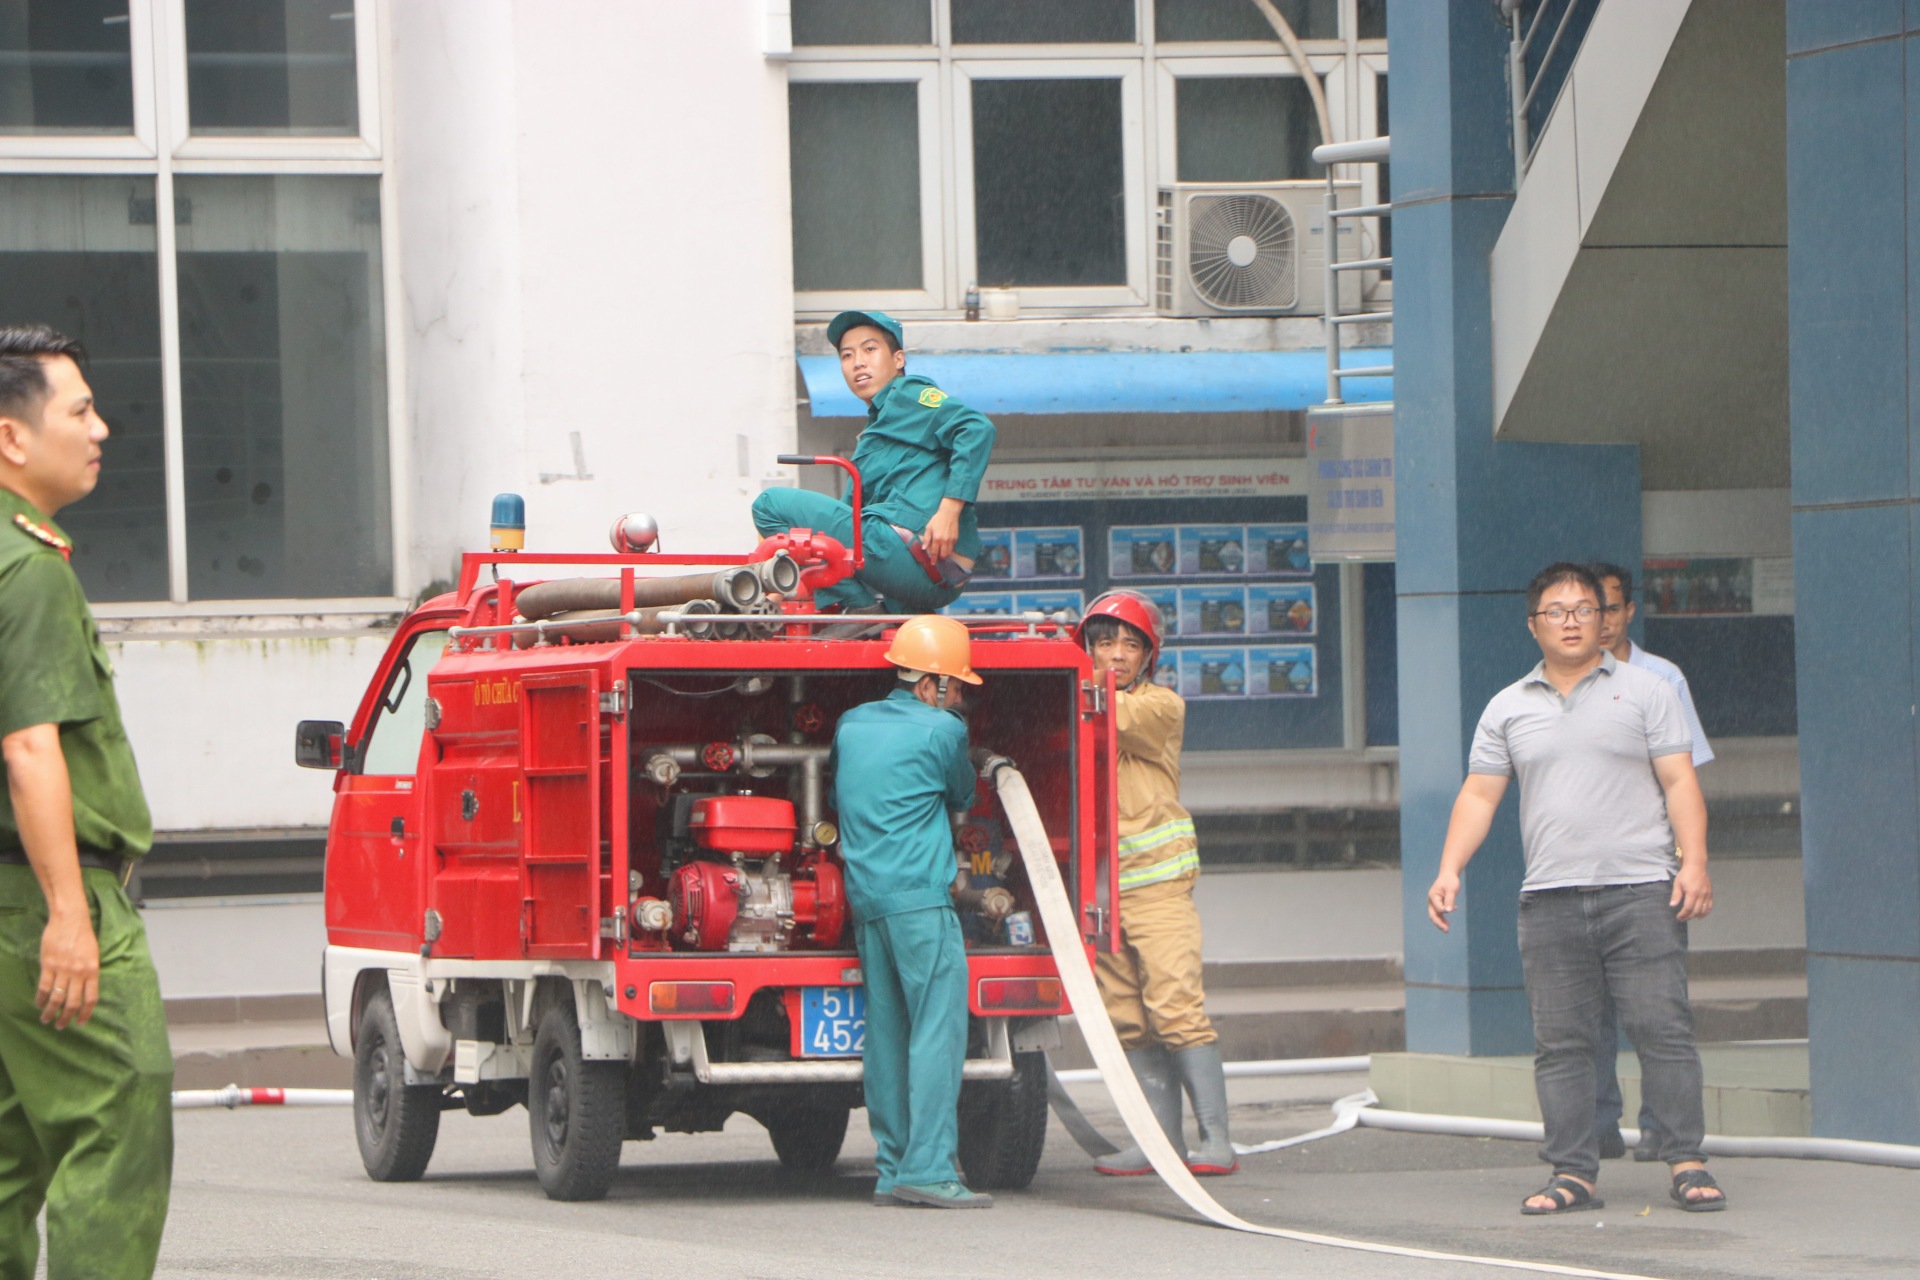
left=11, top=513, right=71, bottom=561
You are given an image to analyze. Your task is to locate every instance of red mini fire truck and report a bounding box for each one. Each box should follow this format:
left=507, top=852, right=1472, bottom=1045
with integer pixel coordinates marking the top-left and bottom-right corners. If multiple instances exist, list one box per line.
left=300, top=462, right=1120, bottom=1201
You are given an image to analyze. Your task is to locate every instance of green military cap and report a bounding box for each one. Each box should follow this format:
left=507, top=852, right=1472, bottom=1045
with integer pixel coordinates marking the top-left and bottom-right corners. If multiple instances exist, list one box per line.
left=827, top=309, right=904, bottom=350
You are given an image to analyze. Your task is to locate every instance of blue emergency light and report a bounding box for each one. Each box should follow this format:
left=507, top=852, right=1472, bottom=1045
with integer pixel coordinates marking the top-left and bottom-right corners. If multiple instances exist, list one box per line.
left=490, top=492, right=525, bottom=551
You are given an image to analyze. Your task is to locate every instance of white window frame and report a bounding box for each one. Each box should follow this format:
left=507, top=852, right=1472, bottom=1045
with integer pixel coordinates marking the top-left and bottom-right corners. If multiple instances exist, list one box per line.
left=951, top=58, right=1147, bottom=311
left=161, top=0, right=382, bottom=162
left=0, top=0, right=409, bottom=611
left=788, top=62, right=947, bottom=315
left=0, top=0, right=160, bottom=160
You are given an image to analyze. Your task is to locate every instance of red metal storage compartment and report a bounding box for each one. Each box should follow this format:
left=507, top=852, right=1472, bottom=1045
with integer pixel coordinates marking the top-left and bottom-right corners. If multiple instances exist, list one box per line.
left=688, top=795, right=796, bottom=853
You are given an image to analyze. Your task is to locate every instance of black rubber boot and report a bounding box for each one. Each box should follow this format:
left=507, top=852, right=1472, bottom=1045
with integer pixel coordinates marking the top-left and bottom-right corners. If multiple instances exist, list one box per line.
left=1094, top=1046, right=1183, bottom=1175
left=1172, top=1043, right=1238, bottom=1175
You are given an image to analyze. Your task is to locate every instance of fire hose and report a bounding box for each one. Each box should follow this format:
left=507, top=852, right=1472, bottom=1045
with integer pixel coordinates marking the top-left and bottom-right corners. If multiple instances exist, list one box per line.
left=981, top=755, right=1672, bottom=1280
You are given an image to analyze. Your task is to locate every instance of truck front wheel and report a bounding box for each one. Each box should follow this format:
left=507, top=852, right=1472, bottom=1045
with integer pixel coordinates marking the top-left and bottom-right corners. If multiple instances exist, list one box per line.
left=956, top=1050, right=1048, bottom=1190
left=528, top=1000, right=626, bottom=1201
left=353, top=987, right=441, bottom=1182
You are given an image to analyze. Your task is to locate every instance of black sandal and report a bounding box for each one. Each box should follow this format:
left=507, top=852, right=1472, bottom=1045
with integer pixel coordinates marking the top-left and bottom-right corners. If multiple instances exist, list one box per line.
left=1521, top=1175, right=1604, bottom=1215
left=1669, top=1168, right=1727, bottom=1212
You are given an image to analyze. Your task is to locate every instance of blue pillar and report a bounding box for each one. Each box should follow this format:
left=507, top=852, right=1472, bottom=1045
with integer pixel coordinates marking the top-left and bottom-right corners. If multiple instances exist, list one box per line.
left=1389, top=0, right=1641, bottom=1056
left=1786, top=1, right=1920, bottom=1144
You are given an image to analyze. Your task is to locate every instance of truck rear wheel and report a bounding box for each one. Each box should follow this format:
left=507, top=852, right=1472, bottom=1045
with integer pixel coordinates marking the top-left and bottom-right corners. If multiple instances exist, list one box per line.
left=528, top=1000, right=626, bottom=1201
left=764, top=1103, right=851, bottom=1173
left=353, top=987, right=441, bottom=1182
left=957, top=1050, right=1048, bottom=1190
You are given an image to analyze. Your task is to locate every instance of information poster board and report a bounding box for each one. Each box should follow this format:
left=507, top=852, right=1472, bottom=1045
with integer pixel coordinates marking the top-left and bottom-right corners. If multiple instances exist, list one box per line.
left=958, top=459, right=1341, bottom=750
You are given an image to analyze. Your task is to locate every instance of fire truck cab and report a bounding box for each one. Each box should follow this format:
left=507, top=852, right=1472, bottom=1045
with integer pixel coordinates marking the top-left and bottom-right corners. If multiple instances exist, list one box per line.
left=302, top=494, right=1119, bottom=1201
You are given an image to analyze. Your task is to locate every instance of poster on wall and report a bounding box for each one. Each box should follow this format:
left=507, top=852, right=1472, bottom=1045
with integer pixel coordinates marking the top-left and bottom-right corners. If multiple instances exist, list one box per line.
left=1151, top=650, right=1180, bottom=690
left=1180, top=647, right=1249, bottom=699
left=1109, top=525, right=1180, bottom=578
left=1179, top=585, right=1248, bottom=638
left=1015, top=589, right=1084, bottom=620
left=973, top=529, right=1014, bottom=580
left=1641, top=556, right=1794, bottom=617
left=1248, top=523, right=1312, bottom=576
left=1014, top=527, right=1085, bottom=580
left=948, top=592, right=1014, bottom=617
left=1174, top=645, right=1317, bottom=699
left=1249, top=583, right=1316, bottom=637
left=1179, top=525, right=1248, bottom=575
left=1250, top=645, right=1317, bottom=697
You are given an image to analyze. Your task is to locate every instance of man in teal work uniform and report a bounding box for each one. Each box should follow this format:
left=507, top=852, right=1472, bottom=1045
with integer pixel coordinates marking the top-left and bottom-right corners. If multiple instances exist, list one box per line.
left=0, top=326, right=172, bottom=1279
left=755, top=311, right=995, bottom=624
left=830, top=615, right=991, bottom=1209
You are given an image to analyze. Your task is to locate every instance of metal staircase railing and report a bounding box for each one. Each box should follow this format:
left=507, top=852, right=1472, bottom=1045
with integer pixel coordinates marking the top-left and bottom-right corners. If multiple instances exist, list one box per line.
left=1314, top=136, right=1391, bottom=408
left=1502, top=0, right=1599, bottom=188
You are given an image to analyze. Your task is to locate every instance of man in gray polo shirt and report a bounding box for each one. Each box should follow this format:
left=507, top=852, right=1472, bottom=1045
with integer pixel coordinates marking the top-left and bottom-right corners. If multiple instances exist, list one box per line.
left=1425, top=562, right=1727, bottom=1215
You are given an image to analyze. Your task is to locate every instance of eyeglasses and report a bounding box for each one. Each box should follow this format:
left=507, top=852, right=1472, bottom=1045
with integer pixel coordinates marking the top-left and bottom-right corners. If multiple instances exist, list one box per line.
left=1529, top=605, right=1597, bottom=624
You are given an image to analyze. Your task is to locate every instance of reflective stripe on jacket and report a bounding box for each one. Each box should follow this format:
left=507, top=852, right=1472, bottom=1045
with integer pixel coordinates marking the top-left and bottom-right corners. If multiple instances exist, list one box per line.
left=1113, top=682, right=1199, bottom=894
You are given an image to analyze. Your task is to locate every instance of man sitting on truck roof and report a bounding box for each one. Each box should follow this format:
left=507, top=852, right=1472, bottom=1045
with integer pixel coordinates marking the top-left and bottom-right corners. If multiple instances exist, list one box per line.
left=829, top=615, right=992, bottom=1209
left=754, top=311, right=994, bottom=634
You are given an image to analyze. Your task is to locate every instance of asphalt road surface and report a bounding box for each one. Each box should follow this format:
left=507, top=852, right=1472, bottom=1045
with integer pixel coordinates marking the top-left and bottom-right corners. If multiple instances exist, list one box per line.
left=138, top=1073, right=1914, bottom=1280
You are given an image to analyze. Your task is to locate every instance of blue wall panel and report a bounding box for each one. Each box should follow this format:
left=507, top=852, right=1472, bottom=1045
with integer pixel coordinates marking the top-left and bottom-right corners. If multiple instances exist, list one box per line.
left=1789, top=16, right=1920, bottom=1143
left=1786, top=0, right=1902, bottom=53
left=1787, top=41, right=1908, bottom=507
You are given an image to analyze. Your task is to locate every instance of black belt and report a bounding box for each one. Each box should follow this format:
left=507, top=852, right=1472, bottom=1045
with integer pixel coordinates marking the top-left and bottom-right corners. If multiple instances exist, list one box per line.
left=0, top=849, right=130, bottom=878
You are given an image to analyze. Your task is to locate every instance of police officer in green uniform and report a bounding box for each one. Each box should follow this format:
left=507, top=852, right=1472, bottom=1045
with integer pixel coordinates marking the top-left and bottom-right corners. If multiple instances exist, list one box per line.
left=0, top=326, right=172, bottom=1280
left=830, top=615, right=991, bottom=1209
left=755, top=311, right=995, bottom=620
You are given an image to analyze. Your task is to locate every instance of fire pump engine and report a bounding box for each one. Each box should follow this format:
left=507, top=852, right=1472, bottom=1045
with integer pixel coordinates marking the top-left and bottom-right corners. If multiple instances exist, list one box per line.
left=298, top=458, right=1121, bottom=1201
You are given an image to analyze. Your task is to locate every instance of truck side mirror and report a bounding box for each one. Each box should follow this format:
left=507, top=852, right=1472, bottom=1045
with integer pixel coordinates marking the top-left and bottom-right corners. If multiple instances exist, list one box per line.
left=295, top=720, right=348, bottom=770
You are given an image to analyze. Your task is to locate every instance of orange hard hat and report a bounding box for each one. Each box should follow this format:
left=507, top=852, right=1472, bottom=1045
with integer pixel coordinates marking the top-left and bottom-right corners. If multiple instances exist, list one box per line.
left=883, top=614, right=983, bottom=684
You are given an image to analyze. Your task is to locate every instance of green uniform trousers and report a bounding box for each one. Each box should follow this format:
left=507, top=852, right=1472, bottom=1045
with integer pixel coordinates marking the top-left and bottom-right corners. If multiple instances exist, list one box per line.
left=0, top=865, right=172, bottom=1280
left=752, top=488, right=962, bottom=614
left=857, top=906, right=968, bottom=1192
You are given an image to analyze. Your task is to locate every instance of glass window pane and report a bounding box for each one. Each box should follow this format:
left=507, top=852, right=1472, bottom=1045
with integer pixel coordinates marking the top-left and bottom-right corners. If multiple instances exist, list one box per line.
left=173, top=176, right=391, bottom=600
left=360, top=631, right=447, bottom=775
left=952, top=0, right=1133, bottom=44
left=184, top=0, right=358, bottom=136
left=1156, top=0, right=1337, bottom=43
left=0, top=175, right=167, bottom=602
left=972, top=78, right=1125, bottom=287
left=1175, top=77, right=1324, bottom=182
left=793, top=0, right=931, bottom=45
left=790, top=82, right=923, bottom=292
left=0, top=1, right=134, bottom=133
left=1357, top=0, right=1387, bottom=40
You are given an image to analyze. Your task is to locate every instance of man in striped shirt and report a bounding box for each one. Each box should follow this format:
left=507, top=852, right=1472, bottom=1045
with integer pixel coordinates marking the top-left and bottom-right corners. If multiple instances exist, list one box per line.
left=1590, top=562, right=1714, bottom=1162
left=1077, top=591, right=1235, bottom=1177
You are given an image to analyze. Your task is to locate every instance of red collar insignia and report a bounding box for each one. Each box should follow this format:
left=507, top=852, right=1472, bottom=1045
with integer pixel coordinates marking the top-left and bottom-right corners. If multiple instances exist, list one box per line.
left=12, top=512, right=71, bottom=561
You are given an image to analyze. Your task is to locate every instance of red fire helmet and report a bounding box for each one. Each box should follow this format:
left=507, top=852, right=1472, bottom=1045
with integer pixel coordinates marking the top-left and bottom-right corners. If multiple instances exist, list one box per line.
left=1075, top=590, right=1165, bottom=681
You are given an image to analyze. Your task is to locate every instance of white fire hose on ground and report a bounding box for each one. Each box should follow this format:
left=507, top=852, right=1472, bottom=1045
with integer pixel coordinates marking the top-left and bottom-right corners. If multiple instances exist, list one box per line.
left=172, top=1085, right=352, bottom=1109
left=984, top=757, right=1670, bottom=1280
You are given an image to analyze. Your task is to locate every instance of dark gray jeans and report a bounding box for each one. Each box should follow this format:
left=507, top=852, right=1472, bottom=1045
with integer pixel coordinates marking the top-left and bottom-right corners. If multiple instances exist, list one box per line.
left=1518, top=881, right=1706, bottom=1182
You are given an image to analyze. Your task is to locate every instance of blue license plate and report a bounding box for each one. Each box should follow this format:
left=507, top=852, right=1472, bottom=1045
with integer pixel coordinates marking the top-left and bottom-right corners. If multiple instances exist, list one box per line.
left=799, top=986, right=866, bottom=1058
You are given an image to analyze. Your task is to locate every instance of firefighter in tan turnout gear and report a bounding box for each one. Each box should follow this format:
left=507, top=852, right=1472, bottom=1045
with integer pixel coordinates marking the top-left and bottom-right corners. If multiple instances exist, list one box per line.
left=1077, top=590, right=1236, bottom=1177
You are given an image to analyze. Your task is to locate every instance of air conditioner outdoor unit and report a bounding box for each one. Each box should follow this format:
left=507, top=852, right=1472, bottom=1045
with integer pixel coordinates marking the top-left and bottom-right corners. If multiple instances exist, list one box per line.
left=1155, top=181, right=1364, bottom=317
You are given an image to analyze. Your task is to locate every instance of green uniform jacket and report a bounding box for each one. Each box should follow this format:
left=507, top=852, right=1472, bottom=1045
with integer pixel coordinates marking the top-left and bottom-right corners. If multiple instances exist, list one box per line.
left=848, top=373, right=996, bottom=561
left=0, top=489, right=152, bottom=860
left=830, top=687, right=975, bottom=923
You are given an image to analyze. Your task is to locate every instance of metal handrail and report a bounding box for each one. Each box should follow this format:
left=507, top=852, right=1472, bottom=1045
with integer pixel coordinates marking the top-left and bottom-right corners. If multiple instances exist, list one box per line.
left=1503, top=0, right=1595, bottom=187
left=1313, top=136, right=1392, bottom=407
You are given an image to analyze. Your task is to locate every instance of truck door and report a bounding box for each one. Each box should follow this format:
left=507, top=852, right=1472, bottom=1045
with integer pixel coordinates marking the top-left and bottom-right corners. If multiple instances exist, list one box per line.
left=519, top=670, right=603, bottom=957
left=327, top=627, right=449, bottom=952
